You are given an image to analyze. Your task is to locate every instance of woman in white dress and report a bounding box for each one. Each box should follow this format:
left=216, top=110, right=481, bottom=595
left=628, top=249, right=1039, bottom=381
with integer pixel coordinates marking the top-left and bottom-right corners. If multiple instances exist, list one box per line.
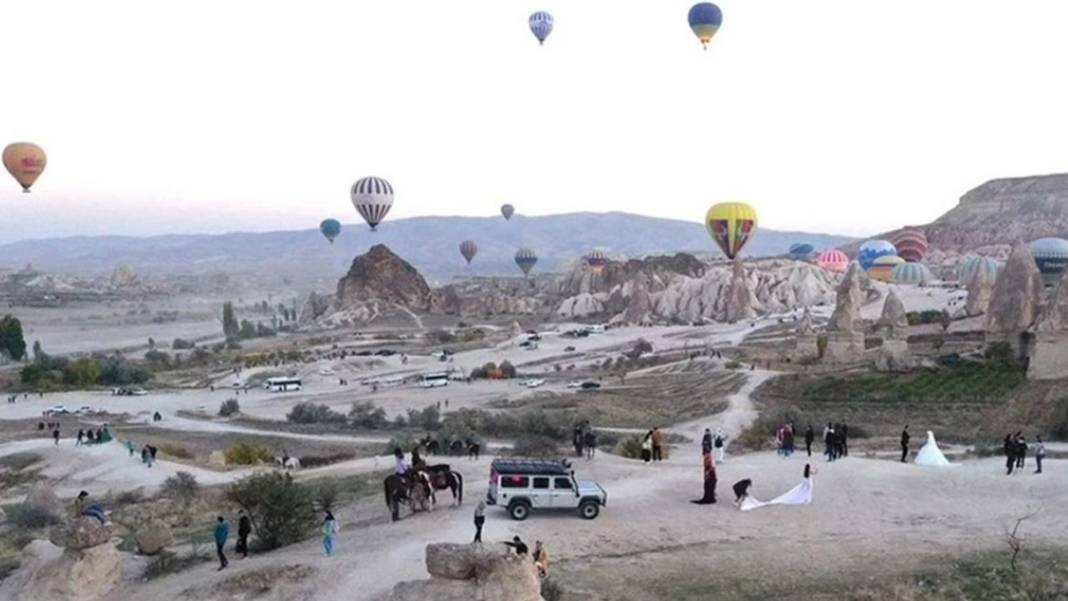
left=740, top=464, right=815, bottom=511
left=913, top=431, right=951, bottom=467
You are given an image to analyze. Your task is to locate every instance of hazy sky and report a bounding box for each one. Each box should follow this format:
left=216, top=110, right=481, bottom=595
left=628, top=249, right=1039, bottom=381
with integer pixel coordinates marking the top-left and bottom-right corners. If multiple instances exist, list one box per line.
left=4, top=0, right=1068, bottom=243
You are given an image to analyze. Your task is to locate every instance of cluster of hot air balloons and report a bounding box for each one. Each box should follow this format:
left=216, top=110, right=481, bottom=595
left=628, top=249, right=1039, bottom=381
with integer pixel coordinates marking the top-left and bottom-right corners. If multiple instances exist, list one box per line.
left=3, top=142, right=47, bottom=193
left=528, top=4, right=723, bottom=50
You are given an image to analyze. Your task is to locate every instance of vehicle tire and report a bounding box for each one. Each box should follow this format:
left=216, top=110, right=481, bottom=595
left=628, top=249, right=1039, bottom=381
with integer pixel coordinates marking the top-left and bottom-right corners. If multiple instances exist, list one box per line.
left=579, top=500, right=600, bottom=520
left=508, top=501, right=531, bottom=521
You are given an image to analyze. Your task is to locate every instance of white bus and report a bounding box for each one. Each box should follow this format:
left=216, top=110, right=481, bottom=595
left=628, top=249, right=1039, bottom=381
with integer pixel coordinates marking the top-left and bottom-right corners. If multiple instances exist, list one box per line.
left=420, top=371, right=449, bottom=388
left=264, top=377, right=302, bottom=392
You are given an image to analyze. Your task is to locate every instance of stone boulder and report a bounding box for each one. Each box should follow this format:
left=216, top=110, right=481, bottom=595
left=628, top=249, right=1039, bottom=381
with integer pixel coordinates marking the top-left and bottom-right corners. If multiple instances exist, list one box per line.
left=134, top=519, right=174, bottom=556
left=1029, top=267, right=1068, bottom=380
left=16, top=540, right=121, bottom=601
left=965, top=265, right=994, bottom=317
left=208, top=450, right=227, bottom=468
left=24, top=483, right=66, bottom=523
left=50, top=517, right=113, bottom=550
left=391, top=543, right=543, bottom=601
left=986, top=241, right=1044, bottom=358
left=335, top=244, right=432, bottom=312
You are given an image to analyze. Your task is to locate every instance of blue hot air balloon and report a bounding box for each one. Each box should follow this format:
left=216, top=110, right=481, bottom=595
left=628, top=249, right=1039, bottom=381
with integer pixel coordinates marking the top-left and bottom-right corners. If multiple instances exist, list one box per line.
left=688, top=3, right=723, bottom=50
left=788, top=243, right=815, bottom=260
left=1030, top=237, right=1068, bottom=286
left=319, top=219, right=342, bottom=244
left=529, top=11, right=554, bottom=46
left=856, top=239, right=897, bottom=271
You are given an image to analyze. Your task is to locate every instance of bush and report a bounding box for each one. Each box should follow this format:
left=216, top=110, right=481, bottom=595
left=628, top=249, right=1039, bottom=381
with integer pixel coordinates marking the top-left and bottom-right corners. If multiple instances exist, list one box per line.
left=511, top=435, right=561, bottom=458
left=218, top=398, right=241, bottom=417
left=406, top=406, right=441, bottom=431
left=144, top=350, right=172, bottom=368
left=171, top=338, right=196, bottom=350
left=298, top=452, right=356, bottom=469
left=286, top=402, right=346, bottom=424
left=8, top=504, right=61, bottom=529
left=224, top=443, right=274, bottom=465
left=226, top=473, right=316, bottom=551
left=615, top=435, right=645, bottom=460
left=725, top=361, right=742, bottom=369
left=159, top=444, right=193, bottom=459
left=499, top=361, right=517, bottom=379
left=62, top=358, right=101, bottom=387
left=314, top=481, right=340, bottom=512
left=349, top=402, right=388, bottom=429
left=425, top=329, right=456, bottom=345
left=161, top=471, right=200, bottom=500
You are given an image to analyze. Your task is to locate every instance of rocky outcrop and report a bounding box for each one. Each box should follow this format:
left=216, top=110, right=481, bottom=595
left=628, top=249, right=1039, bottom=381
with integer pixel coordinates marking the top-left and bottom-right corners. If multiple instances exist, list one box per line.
left=50, top=517, right=113, bottom=551
left=824, top=263, right=867, bottom=362
left=19, top=540, right=120, bottom=601
left=874, top=289, right=913, bottom=372
left=298, top=291, right=332, bottom=324
left=430, top=279, right=547, bottom=318
left=877, top=289, right=909, bottom=337
left=108, top=264, right=139, bottom=289
left=723, top=260, right=759, bottom=323
left=335, top=244, right=432, bottom=312
left=1029, top=268, right=1068, bottom=380
left=965, top=265, right=994, bottom=317
left=793, top=306, right=820, bottom=359
left=390, top=543, right=543, bottom=601
left=134, top=519, right=173, bottom=556
left=986, top=242, right=1044, bottom=358
left=24, top=483, right=66, bottom=523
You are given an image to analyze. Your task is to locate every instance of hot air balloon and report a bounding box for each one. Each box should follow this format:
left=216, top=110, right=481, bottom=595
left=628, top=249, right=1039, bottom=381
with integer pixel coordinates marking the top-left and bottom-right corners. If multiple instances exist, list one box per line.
left=687, top=3, right=722, bottom=50
left=892, top=229, right=929, bottom=263
left=788, top=243, right=815, bottom=260
left=890, top=262, right=934, bottom=286
left=459, top=240, right=478, bottom=264
left=817, top=249, right=849, bottom=273
left=1030, top=237, right=1068, bottom=286
left=587, top=248, right=609, bottom=273
left=867, top=255, right=906, bottom=282
left=529, top=11, right=554, bottom=45
left=501, top=204, right=515, bottom=221
left=3, top=142, right=47, bottom=193
left=350, top=176, right=394, bottom=231
left=705, top=202, right=758, bottom=260
left=515, top=248, right=538, bottom=276
left=856, top=240, right=897, bottom=271
left=319, top=218, right=342, bottom=244
left=958, top=255, right=999, bottom=286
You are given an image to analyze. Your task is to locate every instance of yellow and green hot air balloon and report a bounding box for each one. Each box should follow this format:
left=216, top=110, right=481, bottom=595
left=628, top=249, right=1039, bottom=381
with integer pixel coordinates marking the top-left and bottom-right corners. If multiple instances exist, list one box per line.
left=705, top=202, right=758, bottom=259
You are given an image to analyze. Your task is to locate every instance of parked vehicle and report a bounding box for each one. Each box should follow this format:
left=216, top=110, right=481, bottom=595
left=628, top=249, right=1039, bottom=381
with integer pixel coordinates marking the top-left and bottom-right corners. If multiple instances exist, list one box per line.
left=580, top=381, right=601, bottom=390
left=420, top=371, right=449, bottom=388
left=524, top=379, right=545, bottom=389
left=564, top=346, right=576, bottom=352
left=264, top=377, right=302, bottom=392
left=487, top=458, right=607, bottom=520
left=43, top=405, right=69, bottom=416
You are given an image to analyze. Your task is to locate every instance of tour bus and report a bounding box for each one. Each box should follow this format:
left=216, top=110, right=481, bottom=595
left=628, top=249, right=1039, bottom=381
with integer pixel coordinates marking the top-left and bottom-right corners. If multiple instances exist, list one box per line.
left=420, top=371, right=449, bottom=388
left=264, top=377, right=302, bottom=392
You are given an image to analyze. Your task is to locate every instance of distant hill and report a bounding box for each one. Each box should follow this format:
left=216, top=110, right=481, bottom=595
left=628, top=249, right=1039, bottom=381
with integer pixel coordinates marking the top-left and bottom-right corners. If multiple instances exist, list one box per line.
left=0, top=212, right=853, bottom=287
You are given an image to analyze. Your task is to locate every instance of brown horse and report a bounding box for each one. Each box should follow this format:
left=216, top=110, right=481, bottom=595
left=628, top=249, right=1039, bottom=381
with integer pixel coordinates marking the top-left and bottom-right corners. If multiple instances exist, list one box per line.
left=420, top=464, right=464, bottom=506
left=383, top=471, right=431, bottom=522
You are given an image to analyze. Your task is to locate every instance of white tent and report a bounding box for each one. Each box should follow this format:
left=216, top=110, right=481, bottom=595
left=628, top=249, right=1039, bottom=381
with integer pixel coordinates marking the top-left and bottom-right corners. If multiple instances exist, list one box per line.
left=914, top=431, right=951, bottom=467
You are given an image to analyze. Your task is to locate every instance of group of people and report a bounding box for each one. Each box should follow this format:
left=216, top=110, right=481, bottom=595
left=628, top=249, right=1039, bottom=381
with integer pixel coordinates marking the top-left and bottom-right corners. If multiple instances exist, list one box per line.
left=1004, top=433, right=1045, bottom=475
left=640, top=427, right=665, bottom=462
left=572, top=421, right=598, bottom=460
left=502, top=535, right=550, bottom=578
left=774, top=423, right=796, bottom=457
left=701, top=428, right=727, bottom=462
left=74, top=426, right=113, bottom=446
left=822, top=422, right=848, bottom=461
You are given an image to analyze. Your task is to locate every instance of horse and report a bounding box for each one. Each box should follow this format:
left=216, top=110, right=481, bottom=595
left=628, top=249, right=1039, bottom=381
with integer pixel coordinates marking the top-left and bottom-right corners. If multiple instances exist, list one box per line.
left=383, top=471, right=432, bottom=522
left=420, top=464, right=464, bottom=506
left=418, top=434, right=441, bottom=455
left=275, top=456, right=301, bottom=470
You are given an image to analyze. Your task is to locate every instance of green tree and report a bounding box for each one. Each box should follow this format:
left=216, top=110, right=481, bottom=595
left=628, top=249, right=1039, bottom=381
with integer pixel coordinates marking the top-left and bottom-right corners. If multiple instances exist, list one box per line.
left=225, top=472, right=315, bottom=551
left=239, top=320, right=256, bottom=339
left=222, top=302, right=239, bottom=339
left=62, top=358, right=102, bottom=387
left=0, top=315, right=27, bottom=361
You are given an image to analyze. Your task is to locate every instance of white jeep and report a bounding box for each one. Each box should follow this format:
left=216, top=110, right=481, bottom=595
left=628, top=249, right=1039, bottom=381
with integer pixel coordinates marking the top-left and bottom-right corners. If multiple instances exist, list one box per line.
left=487, top=458, right=607, bottom=521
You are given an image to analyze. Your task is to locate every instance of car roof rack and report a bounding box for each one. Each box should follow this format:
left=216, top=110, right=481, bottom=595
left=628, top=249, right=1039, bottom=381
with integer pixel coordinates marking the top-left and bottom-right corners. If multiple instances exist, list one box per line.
left=491, top=458, right=572, bottom=476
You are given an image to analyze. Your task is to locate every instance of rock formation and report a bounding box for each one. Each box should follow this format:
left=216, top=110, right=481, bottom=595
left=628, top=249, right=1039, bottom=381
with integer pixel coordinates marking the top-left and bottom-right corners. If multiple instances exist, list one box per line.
left=1028, top=268, right=1068, bottom=380
left=335, top=244, right=432, bottom=312
left=723, top=260, right=759, bottom=323
left=824, top=263, right=867, bottom=362
left=878, top=289, right=909, bottom=336
left=6, top=519, right=121, bottom=601
left=965, top=265, right=994, bottom=317
left=874, top=289, right=913, bottom=372
left=134, top=519, right=173, bottom=556
left=986, top=242, right=1044, bottom=359
left=298, top=291, right=332, bottom=324
left=24, top=483, right=66, bottom=523
left=390, top=543, right=543, bottom=601
left=793, top=306, right=820, bottom=359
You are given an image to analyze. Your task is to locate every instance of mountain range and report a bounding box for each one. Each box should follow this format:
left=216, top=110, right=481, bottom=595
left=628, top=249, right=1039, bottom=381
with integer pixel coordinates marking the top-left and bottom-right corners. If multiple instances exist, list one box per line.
left=0, top=212, right=852, bottom=287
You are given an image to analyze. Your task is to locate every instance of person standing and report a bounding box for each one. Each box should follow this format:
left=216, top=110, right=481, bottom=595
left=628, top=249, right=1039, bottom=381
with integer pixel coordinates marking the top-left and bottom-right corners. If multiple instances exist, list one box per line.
left=714, top=429, right=726, bottom=463
left=76, top=429, right=84, bottom=446
left=322, top=511, right=339, bottom=556
left=701, top=428, right=713, bottom=456
left=473, top=500, right=486, bottom=543
left=691, top=450, right=717, bottom=505
left=900, top=426, right=911, bottom=463
left=783, top=424, right=795, bottom=457
left=213, top=516, right=230, bottom=570
left=52, top=427, right=60, bottom=445
left=804, top=425, right=815, bottom=457
left=533, top=541, right=550, bottom=578
left=1035, top=436, right=1046, bottom=474
left=1015, top=433, right=1027, bottom=471
left=236, top=510, right=251, bottom=559
left=841, top=423, right=849, bottom=457
left=1004, top=433, right=1016, bottom=475
left=573, top=425, right=584, bottom=458
left=651, top=427, right=664, bottom=461
left=641, top=431, right=653, bottom=463
left=584, top=429, right=597, bottom=460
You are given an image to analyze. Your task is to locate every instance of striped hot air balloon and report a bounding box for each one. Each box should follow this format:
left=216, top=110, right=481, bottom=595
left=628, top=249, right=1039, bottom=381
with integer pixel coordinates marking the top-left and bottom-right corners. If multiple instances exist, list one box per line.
left=687, top=3, right=723, bottom=50
left=586, top=248, right=609, bottom=273
left=958, top=255, right=999, bottom=286
left=857, top=239, right=897, bottom=271
left=892, top=229, right=929, bottom=263
left=459, top=240, right=478, bottom=264
left=890, top=262, right=934, bottom=285
left=705, top=202, right=758, bottom=260
left=868, top=255, right=906, bottom=282
left=529, top=11, right=554, bottom=45
left=350, top=176, right=394, bottom=231
left=817, top=249, right=849, bottom=273
left=515, top=248, right=538, bottom=276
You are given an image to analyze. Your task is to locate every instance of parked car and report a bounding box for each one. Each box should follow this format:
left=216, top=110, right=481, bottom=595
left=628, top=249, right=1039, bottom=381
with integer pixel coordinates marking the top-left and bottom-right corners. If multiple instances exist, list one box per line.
left=567, top=381, right=582, bottom=389
left=525, top=379, right=545, bottom=389
left=564, top=346, right=576, bottom=352
left=375, top=349, right=397, bottom=357
left=74, top=406, right=94, bottom=415
left=43, top=405, right=70, bottom=416
left=487, top=458, right=607, bottom=520
left=580, top=381, right=601, bottom=390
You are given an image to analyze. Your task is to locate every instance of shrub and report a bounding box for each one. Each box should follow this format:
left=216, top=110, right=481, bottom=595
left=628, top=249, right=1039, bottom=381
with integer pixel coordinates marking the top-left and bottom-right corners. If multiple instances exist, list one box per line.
left=225, top=443, right=274, bottom=465
left=171, top=338, right=196, bottom=350
left=286, top=402, right=346, bottom=424
left=499, top=361, right=517, bottom=379
left=314, top=481, right=339, bottom=512
left=298, top=452, right=356, bottom=469
left=226, top=473, right=316, bottom=551
left=349, top=402, right=388, bottom=429
left=725, top=361, right=742, bottom=369
left=8, top=504, right=61, bottom=529
left=615, top=435, right=645, bottom=460
left=144, top=350, right=172, bottom=368
left=425, top=329, right=456, bottom=345
left=511, top=435, right=561, bottom=458
left=407, top=406, right=441, bottom=431
left=159, top=444, right=193, bottom=460
left=218, top=398, right=241, bottom=417
left=161, top=471, right=200, bottom=500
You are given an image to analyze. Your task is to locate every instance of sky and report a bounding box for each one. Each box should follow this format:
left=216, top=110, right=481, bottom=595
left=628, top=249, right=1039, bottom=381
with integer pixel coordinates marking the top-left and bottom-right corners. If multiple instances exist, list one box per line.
left=4, top=0, right=1068, bottom=244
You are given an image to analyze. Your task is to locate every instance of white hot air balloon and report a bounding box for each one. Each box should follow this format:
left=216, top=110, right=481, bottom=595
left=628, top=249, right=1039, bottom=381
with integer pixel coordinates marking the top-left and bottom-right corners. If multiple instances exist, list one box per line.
left=350, top=176, right=394, bottom=231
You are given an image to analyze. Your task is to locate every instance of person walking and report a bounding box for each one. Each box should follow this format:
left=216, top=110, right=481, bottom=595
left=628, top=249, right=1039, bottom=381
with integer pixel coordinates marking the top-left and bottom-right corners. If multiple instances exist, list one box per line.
left=1004, top=433, right=1016, bottom=475
left=714, top=429, right=726, bottom=463
left=52, top=427, right=60, bottom=445
left=651, top=427, right=664, bottom=461
left=321, top=511, right=339, bottom=556
left=473, top=500, right=486, bottom=543
left=584, top=429, right=597, bottom=460
left=1035, top=436, right=1046, bottom=474
left=804, top=425, right=814, bottom=457
left=236, top=510, right=251, bottom=559
left=900, top=426, right=911, bottom=463
left=76, top=429, right=84, bottom=446
left=126, top=440, right=136, bottom=457
left=213, top=516, right=230, bottom=570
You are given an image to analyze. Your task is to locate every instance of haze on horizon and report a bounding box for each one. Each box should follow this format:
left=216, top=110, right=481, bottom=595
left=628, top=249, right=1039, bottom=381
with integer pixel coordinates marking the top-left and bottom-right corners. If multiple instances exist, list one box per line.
left=3, top=0, right=1068, bottom=245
